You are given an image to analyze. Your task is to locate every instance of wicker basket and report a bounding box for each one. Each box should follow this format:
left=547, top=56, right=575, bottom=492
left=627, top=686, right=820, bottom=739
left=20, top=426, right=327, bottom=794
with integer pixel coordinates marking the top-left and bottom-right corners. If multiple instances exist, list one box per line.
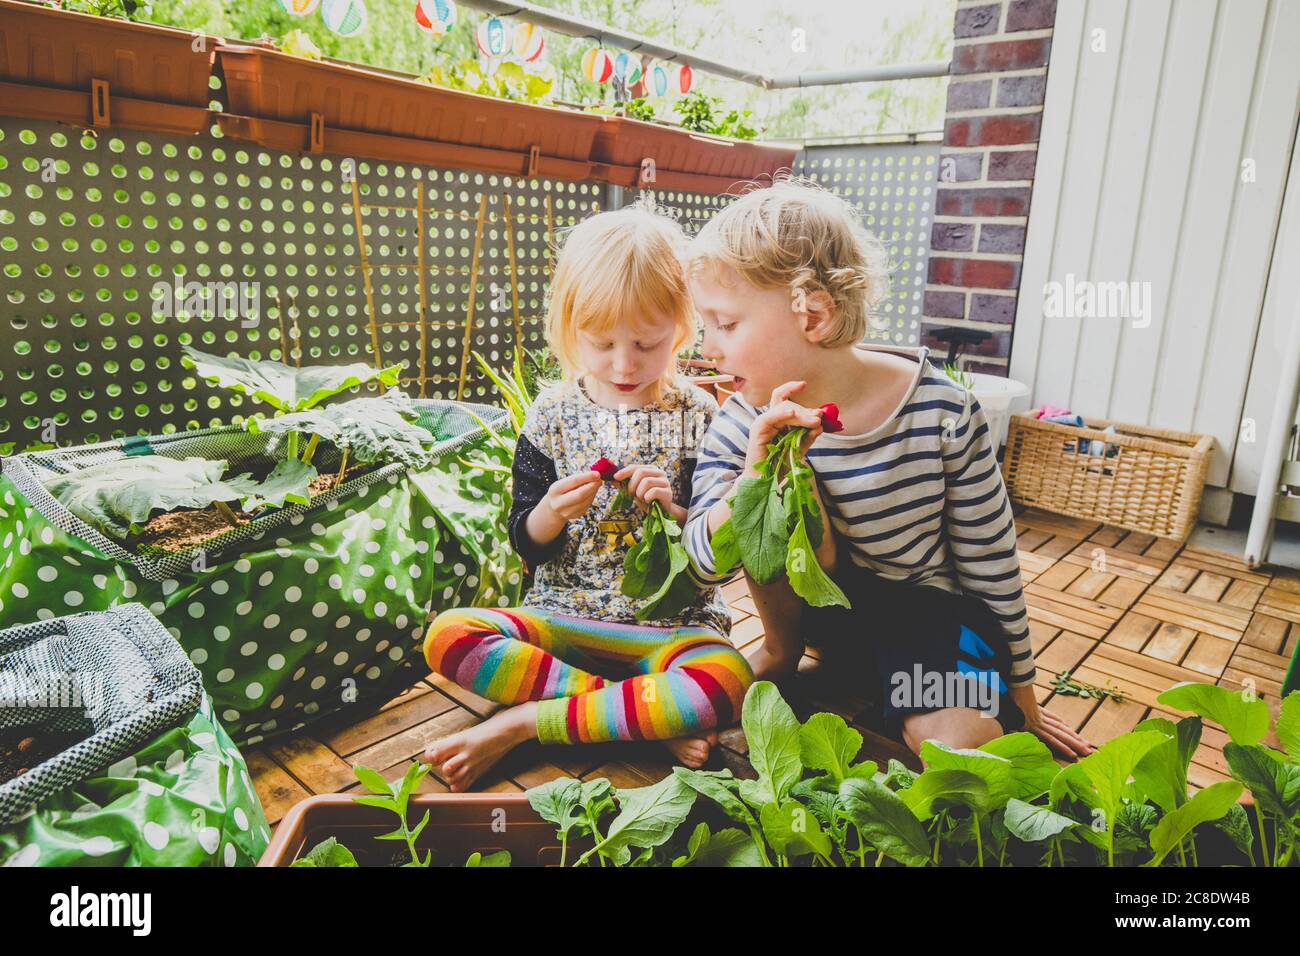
left=1001, top=413, right=1214, bottom=541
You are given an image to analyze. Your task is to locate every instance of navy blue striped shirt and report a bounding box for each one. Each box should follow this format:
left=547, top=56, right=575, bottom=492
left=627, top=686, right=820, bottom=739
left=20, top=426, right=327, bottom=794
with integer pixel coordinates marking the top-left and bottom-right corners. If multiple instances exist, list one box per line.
left=683, top=345, right=1036, bottom=686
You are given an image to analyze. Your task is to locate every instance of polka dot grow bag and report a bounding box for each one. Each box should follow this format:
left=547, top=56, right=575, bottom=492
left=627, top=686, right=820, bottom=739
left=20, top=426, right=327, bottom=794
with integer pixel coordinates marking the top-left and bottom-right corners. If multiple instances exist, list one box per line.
left=0, top=399, right=522, bottom=747
left=0, top=602, right=268, bottom=867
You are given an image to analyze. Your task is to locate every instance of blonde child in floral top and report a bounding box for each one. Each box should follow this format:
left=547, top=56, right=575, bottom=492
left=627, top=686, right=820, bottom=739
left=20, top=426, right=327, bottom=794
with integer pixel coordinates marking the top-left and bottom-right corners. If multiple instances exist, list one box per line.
left=421, top=202, right=752, bottom=791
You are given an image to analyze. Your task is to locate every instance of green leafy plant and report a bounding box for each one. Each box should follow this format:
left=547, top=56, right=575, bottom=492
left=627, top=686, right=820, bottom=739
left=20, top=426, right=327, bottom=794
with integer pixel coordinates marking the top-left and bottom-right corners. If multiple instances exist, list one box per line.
left=621, top=97, right=657, bottom=122
left=46, top=456, right=257, bottom=536
left=423, top=58, right=554, bottom=105
left=620, top=496, right=697, bottom=622
left=942, top=361, right=975, bottom=390
left=1051, top=669, right=1125, bottom=703
left=315, top=679, right=1292, bottom=867
left=60, top=0, right=151, bottom=21
left=526, top=772, right=697, bottom=867
left=710, top=421, right=850, bottom=608
left=183, top=346, right=408, bottom=507
left=347, top=762, right=436, bottom=867
left=296, top=763, right=511, bottom=867
left=672, top=91, right=759, bottom=140
left=290, top=836, right=357, bottom=867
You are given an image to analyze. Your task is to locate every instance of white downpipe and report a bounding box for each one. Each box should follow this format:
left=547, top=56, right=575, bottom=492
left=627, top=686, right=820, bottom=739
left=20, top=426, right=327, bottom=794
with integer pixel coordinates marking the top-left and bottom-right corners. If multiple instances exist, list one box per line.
left=1245, top=293, right=1300, bottom=567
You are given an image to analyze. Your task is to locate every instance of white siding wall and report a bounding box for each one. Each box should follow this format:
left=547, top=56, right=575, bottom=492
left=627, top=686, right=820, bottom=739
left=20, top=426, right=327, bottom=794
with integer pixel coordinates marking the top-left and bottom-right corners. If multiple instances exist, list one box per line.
left=1009, top=0, right=1300, bottom=492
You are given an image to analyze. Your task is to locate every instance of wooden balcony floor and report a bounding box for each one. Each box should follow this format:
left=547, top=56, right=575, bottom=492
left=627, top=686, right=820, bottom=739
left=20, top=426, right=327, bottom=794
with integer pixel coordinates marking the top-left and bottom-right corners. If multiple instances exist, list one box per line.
left=248, top=507, right=1300, bottom=827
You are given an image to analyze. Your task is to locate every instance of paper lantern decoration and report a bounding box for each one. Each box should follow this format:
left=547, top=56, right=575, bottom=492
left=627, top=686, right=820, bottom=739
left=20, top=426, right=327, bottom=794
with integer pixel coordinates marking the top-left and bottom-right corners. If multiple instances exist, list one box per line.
left=277, top=0, right=320, bottom=15
left=677, top=62, right=694, bottom=94
left=612, top=51, right=643, bottom=86
left=512, top=21, right=544, bottom=61
left=582, top=46, right=614, bottom=83
left=476, top=16, right=512, bottom=57
left=649, top=61, right=670, bottom=97
left=322, top=0, right=366, bottom=36
left=415, top=0, right=455, bottom=35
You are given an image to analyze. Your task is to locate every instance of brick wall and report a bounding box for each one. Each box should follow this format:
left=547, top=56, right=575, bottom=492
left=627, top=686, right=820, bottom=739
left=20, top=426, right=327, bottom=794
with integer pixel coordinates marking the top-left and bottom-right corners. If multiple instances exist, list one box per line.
left=920, top=0, right=1057, bottom=374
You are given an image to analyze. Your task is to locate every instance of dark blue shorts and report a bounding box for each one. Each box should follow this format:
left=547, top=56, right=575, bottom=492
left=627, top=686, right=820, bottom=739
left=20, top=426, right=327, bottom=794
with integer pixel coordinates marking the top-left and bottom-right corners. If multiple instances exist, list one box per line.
left=803, top=562, right=1025, bottom=739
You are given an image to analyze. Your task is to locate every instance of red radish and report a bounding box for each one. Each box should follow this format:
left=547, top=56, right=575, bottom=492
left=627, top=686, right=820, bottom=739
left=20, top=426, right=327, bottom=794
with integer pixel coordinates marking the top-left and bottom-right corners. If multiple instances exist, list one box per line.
left=819, top=403, right=844, bottom=433
left=589, top=457, right=619, bottom=481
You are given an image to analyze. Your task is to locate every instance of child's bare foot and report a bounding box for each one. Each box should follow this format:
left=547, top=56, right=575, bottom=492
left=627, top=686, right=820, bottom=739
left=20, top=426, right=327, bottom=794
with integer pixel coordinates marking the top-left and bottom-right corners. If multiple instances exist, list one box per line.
left=421, top=701, right=537, bottom=792
left=663, top=731, right=719, bottom=768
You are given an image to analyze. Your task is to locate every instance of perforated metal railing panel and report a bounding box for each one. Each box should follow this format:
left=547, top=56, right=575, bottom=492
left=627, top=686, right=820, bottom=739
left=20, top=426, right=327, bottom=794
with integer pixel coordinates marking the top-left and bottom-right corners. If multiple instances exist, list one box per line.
left=0, top=112, right=937, bottom=449
left=795, top=142, right=940, bottom=348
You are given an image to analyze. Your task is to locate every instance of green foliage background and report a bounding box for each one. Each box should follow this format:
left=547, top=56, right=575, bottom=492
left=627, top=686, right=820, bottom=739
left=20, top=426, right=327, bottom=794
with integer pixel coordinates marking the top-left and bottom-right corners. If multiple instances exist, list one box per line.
left=138, top=0, right=954, bottom=141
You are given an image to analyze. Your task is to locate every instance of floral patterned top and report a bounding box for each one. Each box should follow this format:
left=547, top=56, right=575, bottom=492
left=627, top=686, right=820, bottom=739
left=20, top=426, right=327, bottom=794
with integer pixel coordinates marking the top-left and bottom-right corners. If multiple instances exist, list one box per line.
left=508, top=377, right=731, bottom=635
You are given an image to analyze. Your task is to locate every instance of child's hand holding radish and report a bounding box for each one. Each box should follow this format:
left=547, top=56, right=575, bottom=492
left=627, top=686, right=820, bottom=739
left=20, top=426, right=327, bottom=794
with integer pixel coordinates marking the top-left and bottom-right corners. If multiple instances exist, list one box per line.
left=614, top=463, right=687, bottom=524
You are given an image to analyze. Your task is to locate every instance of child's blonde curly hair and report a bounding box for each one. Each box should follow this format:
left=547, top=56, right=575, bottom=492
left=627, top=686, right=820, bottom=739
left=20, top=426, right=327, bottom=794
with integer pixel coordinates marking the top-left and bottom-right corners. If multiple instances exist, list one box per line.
left=688, top=175, right=892, bottom=346
left=543, top=196, right=695, bottom=396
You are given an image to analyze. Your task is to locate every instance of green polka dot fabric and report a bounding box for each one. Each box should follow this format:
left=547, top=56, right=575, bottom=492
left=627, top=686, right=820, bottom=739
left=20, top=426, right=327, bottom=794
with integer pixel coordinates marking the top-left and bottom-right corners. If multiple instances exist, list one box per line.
left=0, top=603, right=267, bottom=867
left=0, top=401, right=521, bottom=747
left=0, top=693, right=268, bottom=867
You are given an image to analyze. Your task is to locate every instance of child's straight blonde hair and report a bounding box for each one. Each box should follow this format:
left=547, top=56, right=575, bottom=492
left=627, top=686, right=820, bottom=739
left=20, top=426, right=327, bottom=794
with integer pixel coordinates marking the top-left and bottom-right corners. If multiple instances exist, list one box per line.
left=544, top=201, right=696, bottom=396
left=688, top=176, right=891, bottom=346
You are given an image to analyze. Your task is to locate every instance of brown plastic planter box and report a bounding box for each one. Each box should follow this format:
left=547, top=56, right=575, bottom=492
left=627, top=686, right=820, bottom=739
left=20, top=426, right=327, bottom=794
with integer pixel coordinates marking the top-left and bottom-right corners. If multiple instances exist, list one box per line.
left=593, top=115, right=799, bottom=183
left=0, top=0, right=217, bottom=135
left=259, top=792, right=586, bottom=867
left=217, top=45, right=602, bottom=180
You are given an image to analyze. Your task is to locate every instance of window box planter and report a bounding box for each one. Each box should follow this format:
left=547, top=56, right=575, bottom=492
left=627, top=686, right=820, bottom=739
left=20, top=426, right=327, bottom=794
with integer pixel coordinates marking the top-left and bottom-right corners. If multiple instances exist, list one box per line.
left=0, top=603, right=268, bottom=867
left=216, top=44, right=602, bottom=180
left=591, top=115, right=798, bottom=183
left=0, top=400, right=521, bottom=747
left=0, top=0, right=218, bottom=136
left=259, top=792, right=581, bottom=866
left=678, top=359, right=737, bottom=401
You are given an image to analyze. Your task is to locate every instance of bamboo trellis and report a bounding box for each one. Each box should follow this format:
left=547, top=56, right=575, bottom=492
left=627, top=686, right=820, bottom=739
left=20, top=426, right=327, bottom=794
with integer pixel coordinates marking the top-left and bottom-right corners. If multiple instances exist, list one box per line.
left=348, top=182, right=560, bottom=400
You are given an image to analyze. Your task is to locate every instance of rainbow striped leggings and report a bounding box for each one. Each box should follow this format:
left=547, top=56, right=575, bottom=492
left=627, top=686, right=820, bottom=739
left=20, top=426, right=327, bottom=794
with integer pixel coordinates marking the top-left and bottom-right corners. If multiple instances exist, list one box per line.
left=423, top=607, right=754, bottom=746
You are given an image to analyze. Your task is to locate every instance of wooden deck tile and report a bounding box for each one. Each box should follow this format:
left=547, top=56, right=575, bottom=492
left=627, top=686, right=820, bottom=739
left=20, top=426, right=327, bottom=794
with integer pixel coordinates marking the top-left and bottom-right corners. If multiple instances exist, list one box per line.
left=269, top=736, right=358, bottom=794
left=1258, top=586, right=1300, bottom=625
left=1133, top=587, right=1251, bottom=641
left=1241, top=612, right=1292, bottom=652
left=1032, top=630, right=1095, bottom=674
left=1221, top=578, right=1264, bottom=610
left=1154, top=563, right=1201, bottom=592
left=582, top=761, right=655, bottom=789
left=728, top=615, right=766, bottom=650
left=1015, top=508, right=1102, bottom=539
left=1176, top=549, right=1272, bottom=586
left=1181, top=634, right=1236, bottom=678
left=1034, top=561, right=1087, bottom=591
left=1062, top=543, right=1165, bottom=582
left=1103, top=612, right=1160, bottom=651
left=1142, top=622, right=1195, bottom=663
left=1079, top=697, right=1148, bottom=745
left=247, top=749, right=311, bottom=826
left=321, top=683, right=459, bottom=756
left=1018, top=550, right=1057, bottom=578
